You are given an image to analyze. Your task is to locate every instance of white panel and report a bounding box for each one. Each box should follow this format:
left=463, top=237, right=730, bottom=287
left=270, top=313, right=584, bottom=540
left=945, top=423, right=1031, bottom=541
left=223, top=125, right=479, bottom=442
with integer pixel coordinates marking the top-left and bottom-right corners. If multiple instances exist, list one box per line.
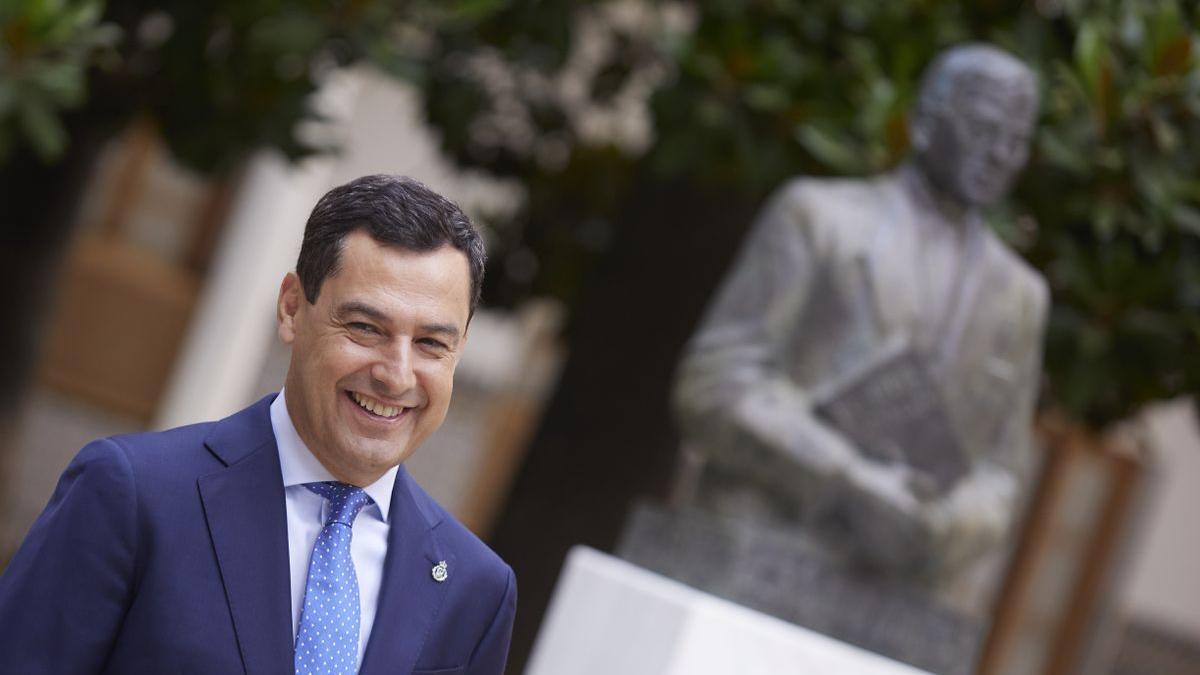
left=527, top=547, right=935, bottom=675
left=1122, top=400, right=1200, bottom=637
left=526, top=547, right=687, bottom=675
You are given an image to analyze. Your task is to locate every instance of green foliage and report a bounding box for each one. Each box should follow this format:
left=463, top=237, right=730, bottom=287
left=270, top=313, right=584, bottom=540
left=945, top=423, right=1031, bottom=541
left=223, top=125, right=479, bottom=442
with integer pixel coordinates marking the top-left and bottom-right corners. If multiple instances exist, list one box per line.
left=5, top=0, right=1196, bottom=427
left=0, top=1, right=478, bottom=170
left=1015, top=1, right=1200, bottom=427
left=413, top=0, right=1200, bottom=427
left=103, top=0, right=436, bottom=172
left=0, top=0, right=120, bottom=162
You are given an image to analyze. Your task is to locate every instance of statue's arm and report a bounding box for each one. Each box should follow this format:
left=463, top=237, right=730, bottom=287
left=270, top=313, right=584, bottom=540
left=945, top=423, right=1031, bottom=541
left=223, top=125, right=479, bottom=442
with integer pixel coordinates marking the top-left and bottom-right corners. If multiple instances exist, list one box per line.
left=672, top=183, right=905, bottom=495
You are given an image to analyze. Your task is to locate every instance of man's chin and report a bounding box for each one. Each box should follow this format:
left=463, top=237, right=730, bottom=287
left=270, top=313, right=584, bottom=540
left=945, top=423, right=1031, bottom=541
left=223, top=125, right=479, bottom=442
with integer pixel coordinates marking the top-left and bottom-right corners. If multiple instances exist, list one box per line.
left=325, top=441, right=408, bottom=483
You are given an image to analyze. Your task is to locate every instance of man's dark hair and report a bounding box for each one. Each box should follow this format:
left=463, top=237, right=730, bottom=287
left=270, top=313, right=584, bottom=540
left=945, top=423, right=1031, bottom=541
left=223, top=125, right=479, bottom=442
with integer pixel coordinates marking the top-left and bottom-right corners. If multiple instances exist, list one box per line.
left=297, top=174, right=486, bottom=317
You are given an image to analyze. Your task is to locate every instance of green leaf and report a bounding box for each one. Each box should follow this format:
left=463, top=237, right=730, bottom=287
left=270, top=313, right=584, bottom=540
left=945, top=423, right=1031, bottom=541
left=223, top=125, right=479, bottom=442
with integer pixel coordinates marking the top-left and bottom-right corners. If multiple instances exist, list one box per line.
left=794, top=124, right=860, bottom=173
left=16, top=95, right=66, bottom=161
left=1037, top=130, right=1089, bottom=174
left=1074, top=20, right=1106, bottom=97
left=743, top=84, right=789, bottom=112
left=1093, top=202, right=1118, bottom=241
left=1172, top=204, right=1200, bottom=237
left=64, top=0, right=101, bottom=33
left=449, top=0, right=507, bottom=22
left=27, top=59, right=85, bottom=105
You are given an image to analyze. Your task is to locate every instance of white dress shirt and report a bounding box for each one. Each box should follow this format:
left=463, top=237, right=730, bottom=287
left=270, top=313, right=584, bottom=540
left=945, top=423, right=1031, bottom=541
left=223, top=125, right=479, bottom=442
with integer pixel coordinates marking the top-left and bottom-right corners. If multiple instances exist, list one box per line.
left=270, top=390, right=399, bottom=666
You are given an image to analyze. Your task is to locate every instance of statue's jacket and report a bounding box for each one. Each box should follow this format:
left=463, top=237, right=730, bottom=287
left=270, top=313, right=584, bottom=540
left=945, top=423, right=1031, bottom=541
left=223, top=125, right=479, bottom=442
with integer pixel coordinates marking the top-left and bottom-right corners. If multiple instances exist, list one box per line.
left=674, top=170, right=1048, bottom=573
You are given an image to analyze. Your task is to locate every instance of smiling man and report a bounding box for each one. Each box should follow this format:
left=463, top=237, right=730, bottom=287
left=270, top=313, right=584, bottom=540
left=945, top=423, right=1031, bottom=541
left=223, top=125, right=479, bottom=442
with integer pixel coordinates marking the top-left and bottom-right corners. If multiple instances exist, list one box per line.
left=0, top=176, right=516, bottom=675
left=280, top=231, right=471, bottom=487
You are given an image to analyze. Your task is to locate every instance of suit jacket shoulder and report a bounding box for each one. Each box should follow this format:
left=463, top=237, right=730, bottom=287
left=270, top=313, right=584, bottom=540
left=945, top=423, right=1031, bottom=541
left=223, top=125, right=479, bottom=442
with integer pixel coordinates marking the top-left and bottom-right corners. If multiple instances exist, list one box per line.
left=768, top=175, right=896, bottom=254
left=978, top=229, right=1050, bottom=330
left=104, top=418, right=222, bottom=481
left=990, top=231, right=1048, bottom=294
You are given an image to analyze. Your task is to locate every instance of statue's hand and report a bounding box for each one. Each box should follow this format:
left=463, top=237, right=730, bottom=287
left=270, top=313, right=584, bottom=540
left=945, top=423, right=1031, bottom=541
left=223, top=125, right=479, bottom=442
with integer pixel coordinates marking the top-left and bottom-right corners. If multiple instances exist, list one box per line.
left=844, top=460, right=922, bottom=513
left=920, top=467, right=1014, bottom=576
left=841, top=460, right=936, bottom=570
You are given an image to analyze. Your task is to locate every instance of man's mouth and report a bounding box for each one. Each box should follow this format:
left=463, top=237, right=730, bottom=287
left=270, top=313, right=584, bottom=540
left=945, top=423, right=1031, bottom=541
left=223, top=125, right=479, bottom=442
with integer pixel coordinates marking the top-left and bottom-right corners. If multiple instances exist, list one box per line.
left=348, top=391, right=406, bottom=419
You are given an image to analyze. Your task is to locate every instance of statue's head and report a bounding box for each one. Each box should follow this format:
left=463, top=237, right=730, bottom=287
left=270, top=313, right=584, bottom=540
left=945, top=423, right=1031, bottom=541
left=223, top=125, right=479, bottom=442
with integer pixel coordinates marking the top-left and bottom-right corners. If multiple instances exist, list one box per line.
left=909, top=44, right=1039, bottom=207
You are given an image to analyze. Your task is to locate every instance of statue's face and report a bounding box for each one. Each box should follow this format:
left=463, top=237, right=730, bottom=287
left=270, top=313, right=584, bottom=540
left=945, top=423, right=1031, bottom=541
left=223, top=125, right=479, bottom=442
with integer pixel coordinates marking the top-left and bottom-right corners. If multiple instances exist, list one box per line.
left=915, top=82, right=1037, bottom=207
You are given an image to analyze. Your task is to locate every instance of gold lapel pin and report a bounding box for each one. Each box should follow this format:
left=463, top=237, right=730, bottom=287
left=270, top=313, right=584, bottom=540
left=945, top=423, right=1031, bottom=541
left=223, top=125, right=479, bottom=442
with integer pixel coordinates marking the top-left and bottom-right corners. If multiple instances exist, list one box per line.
left=431, top=560, right=448, bottom=582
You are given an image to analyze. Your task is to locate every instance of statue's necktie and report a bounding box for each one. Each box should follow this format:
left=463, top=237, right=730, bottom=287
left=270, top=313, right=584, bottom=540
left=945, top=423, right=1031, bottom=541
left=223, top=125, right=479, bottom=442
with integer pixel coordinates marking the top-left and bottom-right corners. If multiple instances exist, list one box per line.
left=295, top=482, right=373, bottom=675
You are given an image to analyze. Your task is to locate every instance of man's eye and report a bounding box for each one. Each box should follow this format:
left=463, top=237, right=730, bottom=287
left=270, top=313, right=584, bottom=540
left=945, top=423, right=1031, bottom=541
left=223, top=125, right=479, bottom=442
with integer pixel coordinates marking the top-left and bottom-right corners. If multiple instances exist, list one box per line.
left=418, top=337, right=448, bottom=351
left=349, top=322, right=378, bottom=334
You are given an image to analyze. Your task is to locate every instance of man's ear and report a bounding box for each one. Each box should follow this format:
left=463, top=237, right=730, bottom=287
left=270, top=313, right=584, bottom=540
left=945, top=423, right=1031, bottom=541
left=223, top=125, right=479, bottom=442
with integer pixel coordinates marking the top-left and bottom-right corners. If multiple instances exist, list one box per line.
left=277, top=272, right=303, bottom=344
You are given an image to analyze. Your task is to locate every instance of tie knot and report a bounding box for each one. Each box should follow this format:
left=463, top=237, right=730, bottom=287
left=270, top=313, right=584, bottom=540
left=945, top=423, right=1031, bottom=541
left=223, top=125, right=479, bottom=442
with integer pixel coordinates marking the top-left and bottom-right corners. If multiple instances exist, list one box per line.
left=305, top=481, right=372, bottom=526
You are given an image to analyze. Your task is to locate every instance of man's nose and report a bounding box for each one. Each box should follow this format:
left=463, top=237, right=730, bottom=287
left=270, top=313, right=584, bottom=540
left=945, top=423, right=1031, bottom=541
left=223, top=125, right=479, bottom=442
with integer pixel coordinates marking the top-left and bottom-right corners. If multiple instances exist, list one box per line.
left=371, top=339, right=417, bottom=394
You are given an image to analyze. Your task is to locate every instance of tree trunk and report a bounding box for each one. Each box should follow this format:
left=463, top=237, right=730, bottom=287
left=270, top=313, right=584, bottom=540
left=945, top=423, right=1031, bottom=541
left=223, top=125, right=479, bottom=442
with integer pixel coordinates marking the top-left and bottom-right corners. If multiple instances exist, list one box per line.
left=487, top=177, right=760, bottom=671
left=0, top=76, right=137, bottom=479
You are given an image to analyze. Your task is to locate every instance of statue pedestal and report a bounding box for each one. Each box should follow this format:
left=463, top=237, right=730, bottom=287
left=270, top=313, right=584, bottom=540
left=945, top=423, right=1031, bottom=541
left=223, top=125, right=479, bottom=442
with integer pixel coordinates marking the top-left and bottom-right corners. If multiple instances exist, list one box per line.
left=527, top=546, right=934, bottom=675
left=615, top=502, right=983, bottom=675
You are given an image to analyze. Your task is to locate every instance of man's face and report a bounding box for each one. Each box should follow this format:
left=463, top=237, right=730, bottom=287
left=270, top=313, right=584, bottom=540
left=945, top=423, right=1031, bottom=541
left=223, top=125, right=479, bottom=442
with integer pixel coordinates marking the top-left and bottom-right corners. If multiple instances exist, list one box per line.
left=277, top=230, right=472, bottom=486
left=916, top=82, right=1037, bottom=207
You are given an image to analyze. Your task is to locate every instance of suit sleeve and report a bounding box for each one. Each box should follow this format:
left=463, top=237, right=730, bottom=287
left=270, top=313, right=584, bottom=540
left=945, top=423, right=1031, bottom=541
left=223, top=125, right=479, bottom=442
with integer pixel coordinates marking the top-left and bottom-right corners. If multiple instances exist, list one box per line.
left=466, top=566, right=517, bottom=675
left=0, top=438, right=137, bottom=673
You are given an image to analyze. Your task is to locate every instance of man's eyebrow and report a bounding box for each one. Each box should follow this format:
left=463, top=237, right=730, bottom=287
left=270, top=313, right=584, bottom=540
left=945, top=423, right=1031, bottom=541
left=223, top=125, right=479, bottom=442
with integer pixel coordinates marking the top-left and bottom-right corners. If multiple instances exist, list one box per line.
left=335, top=302, right=463, bottom=341
left=422, top=323, right=462, bottom=341
left=334, top=301, right=389, bottom=323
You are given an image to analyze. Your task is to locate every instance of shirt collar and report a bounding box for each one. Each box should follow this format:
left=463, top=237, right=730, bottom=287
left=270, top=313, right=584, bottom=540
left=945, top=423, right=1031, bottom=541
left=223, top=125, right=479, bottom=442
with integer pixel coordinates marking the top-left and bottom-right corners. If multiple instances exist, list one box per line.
left=270, top=389, right=398, bottom=521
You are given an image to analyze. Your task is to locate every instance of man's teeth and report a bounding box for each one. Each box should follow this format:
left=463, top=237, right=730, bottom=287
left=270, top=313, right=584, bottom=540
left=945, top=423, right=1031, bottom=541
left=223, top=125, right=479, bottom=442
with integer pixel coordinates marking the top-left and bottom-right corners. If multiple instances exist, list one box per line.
left=351, top=392, right=402, bottom=418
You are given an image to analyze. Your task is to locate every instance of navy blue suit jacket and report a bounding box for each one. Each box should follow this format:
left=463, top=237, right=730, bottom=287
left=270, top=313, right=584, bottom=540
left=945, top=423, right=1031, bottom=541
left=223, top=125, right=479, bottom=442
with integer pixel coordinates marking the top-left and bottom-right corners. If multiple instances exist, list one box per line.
left=0, top=395, right=516, bottom=674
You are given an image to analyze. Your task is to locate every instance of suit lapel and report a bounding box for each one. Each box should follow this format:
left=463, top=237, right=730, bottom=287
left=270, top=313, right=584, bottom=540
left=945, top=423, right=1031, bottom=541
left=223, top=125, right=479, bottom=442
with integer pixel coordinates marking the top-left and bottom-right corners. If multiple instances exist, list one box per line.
left=198, top=396, right=294, bottom=675
left=865, top=176, right=921, bottom=341
left=359, top=468, right=452, bottom=675
left=938, top=240, right=1025, bottom=450
left=928, top=220, right=989, bottom=372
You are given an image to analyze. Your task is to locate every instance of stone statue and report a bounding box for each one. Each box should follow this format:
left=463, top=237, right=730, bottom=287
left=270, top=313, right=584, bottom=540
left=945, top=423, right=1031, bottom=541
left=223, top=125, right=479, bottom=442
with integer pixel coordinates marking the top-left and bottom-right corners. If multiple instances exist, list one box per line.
left=672, top=44, right=1048, bottom=595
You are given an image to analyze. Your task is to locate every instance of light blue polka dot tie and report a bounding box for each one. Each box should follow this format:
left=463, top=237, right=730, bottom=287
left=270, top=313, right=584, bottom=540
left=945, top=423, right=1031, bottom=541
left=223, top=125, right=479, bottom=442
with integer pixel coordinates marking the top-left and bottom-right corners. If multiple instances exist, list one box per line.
left=295, top=482, right=373, bottom=675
